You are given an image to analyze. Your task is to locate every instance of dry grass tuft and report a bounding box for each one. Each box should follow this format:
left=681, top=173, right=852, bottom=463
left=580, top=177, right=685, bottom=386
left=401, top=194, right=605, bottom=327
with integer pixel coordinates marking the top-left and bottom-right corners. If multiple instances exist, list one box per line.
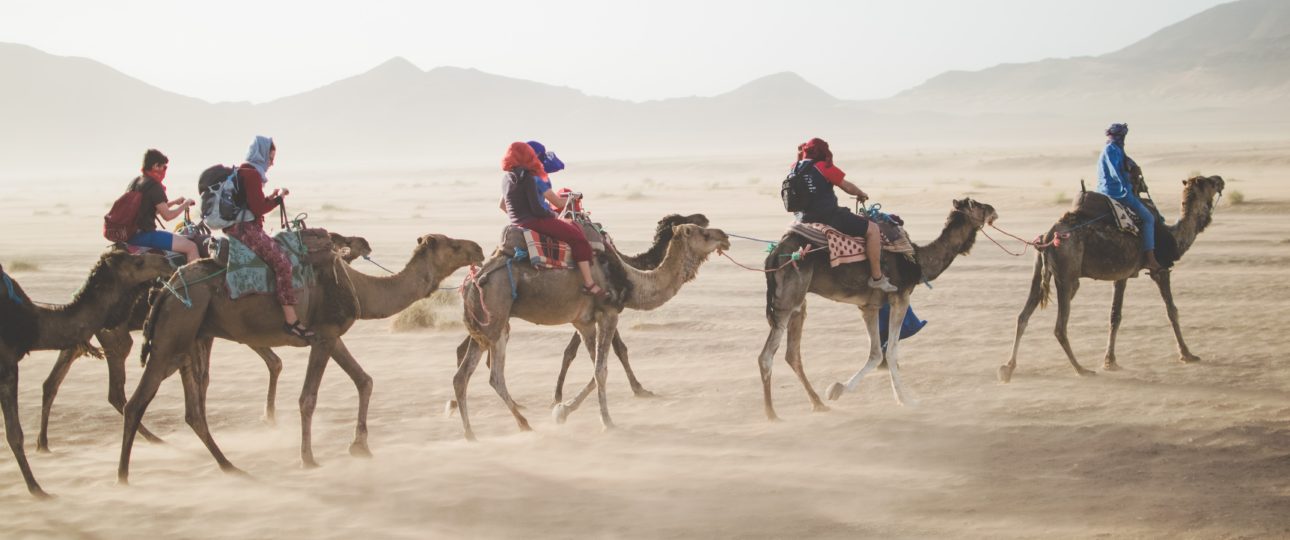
left=392, top=290, right=461, bottom=331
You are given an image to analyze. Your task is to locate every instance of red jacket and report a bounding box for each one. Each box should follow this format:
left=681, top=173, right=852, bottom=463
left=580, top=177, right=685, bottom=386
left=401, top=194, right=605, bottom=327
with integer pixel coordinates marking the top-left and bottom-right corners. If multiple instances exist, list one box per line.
left=237, top=165, right=280, bottom=225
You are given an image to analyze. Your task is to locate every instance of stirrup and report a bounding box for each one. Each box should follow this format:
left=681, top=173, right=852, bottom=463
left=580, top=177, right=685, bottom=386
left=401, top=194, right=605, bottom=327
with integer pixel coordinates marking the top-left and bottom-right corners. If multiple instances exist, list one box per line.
left=284, top=320, right=315, bottom=339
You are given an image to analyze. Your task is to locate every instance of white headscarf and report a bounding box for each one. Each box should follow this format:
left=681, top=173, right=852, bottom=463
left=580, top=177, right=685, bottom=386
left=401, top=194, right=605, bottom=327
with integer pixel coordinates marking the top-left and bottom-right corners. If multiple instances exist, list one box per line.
left=245, top=135, right=274, bottom=183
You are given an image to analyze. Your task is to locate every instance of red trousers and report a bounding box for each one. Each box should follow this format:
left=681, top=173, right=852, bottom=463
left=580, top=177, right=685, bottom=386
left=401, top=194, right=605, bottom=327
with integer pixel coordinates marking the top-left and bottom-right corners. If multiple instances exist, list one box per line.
left=520, top=217, right=592, bottom=263
left=226, top=221, right=297, bottom=305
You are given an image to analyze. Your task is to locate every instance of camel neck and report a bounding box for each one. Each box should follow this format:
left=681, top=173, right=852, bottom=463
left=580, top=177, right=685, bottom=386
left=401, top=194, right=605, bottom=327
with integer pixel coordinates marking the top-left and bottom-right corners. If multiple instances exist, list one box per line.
left=341, top=251, right=437, bottom=320
left=31, top=270, right=128, bottom=350
left=618, top=236, right=705, bottom=311
left=916, top=211, right=979, bottom=282
left=1170, top=192, right=1215, bottom=256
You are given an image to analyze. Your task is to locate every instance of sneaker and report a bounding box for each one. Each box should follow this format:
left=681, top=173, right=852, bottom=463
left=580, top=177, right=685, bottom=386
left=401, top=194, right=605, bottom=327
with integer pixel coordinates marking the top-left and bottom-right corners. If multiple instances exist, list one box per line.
left=868, top=275, right=898, bottom=293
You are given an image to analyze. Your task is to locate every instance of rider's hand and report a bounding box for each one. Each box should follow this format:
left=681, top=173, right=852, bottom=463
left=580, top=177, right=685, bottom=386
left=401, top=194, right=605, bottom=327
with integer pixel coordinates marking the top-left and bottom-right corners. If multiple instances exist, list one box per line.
left=278, top=187, right=290, bottom=197
left=856, top=190, right=870, bottom=203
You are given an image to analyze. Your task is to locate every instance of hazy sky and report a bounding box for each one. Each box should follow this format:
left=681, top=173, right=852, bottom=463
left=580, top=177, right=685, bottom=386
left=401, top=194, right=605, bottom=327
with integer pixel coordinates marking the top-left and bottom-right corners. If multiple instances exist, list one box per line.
left=2, top=0, right=1230, bottom=104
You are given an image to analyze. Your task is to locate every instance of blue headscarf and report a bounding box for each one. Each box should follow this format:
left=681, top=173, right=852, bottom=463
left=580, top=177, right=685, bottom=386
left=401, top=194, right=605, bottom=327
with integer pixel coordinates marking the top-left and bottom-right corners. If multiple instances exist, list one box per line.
left=526, top=140, right=565, bottom=174
left=1105, top=123, right=1128, bottom=147
left=245, top=135, right=274, bottom=182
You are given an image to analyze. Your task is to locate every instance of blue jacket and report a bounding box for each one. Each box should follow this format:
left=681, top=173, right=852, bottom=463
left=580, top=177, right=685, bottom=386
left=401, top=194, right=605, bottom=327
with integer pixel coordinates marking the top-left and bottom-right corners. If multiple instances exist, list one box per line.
left=1098, top=142, right=1132, bottom=199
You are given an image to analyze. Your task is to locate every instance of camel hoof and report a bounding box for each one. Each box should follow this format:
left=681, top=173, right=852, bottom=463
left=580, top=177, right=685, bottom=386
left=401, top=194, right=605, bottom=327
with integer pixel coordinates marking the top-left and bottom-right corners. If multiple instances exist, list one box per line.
left=632, top=388, right=657, bottom=398
left=463, top=431, right=478, bottom=442
left=349, top=442, right=372, bottom=458
left=443, top=400, right=458, bottom=417
left=301, top=459, right=320, bottom=470
left=222, top=464, right=250, bottom=477
left=1102, top=362, right=1121, bottom=372
left=141, top=432, right=165, bottom=444
left=29, top=486, right=52, bottom=500
left=896, top=397, right=920, bottom=408
left=517, top=419, right=533, bottom=432
left=812, top=402, right=831, bottom=413
left=261, top=414, right=277, bottom=426
left=36, top=444, right=51, bottom=454
left=553, top=404, right=571, bottom=425
left=997, top=365, right=1014, bottom=383
left=1076, top=368, right=1097, bottom=377
left=1179, top=354, right=1202, bottom=364
left=601, top=420, right=616, bottom=432
left=826, top=382, right=844, bottom=401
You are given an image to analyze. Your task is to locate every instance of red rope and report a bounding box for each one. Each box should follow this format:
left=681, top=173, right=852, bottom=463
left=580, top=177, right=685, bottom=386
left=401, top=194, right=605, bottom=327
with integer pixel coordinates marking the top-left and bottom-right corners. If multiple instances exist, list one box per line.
left=981, top=224, right=1067, bottom=257
left=459, top=265, right=492, bottom=326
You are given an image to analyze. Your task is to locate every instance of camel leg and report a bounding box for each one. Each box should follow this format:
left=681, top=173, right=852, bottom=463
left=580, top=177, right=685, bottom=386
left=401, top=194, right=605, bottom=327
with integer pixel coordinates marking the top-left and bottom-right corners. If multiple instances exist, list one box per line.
left=881, top=296, right=917, bottom=406
left=38, top=349, right=79, bottom=453
left=613, top=331, right=654, bottom=398
left=1, top=357, right=48, bottom=498
left=298, top=341, right=334, bottom=468
left=1103, top=279, right=1128, bottom=371
left=250, top=346, right=282, bottom=425
left=1000, top=254, right=1047, bottom=383
left=178, top=354, right=242, bottom=475
left=553, top=332, right=582, bottom=406
left=592, top=312, right=618, bottom=430
left=1152, top=270, right=1201, bottom=363
left=828, top=304, right=884, bottom=400
left=784, top=305, right=828, bottom=412
left=553, top=322, right=599, bottom=424
left=119, top=351, right=184, bottom=485
left=756, top=308, right=790, bottom=420
left=327, top=339, right=373, bottom=457
left=1053, top=275, right=1095, bottom=377
left=442, top=336, right=475, bottom=417
left=453, top=337, right=485, bottom=441
left=486, top=327, right=532, bottom=432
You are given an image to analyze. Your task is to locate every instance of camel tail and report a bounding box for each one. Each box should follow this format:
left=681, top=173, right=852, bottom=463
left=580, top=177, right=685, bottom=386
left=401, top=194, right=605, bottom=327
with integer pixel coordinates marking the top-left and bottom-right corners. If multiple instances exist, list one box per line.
left=1036, top=249, right=1052, bottom=310
left=139, top=284, right=167, bottom=367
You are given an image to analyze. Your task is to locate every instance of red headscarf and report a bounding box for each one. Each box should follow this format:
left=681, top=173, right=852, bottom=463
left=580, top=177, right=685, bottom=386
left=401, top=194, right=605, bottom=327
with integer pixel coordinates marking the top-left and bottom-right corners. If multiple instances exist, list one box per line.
left=797, top=138, right=833, bottom=165
left=501, top=141, right=547, bottom=178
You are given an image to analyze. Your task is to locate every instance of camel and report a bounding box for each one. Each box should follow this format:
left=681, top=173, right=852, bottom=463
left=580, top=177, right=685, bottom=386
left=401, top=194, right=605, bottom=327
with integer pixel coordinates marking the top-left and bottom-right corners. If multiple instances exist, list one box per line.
left=446, top=213, right=710, bottom=407
left=550, top=213, right=709, bottom=402
left=453, top=223, right=730, bottom=441
left=0, top=248, right=173, bottom=497
left=999, top=175, right=1225, bottom=382
left=117, top=234, right=483, bottom=484
left=757, top=199, right=998, bottom=420
left=38, top=235, right=374, bottom=452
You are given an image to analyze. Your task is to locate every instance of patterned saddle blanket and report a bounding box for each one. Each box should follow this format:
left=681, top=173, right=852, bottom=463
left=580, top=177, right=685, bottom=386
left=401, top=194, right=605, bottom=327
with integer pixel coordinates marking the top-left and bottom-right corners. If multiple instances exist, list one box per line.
left=498, top=219, right=611, bottom=271
left=217, top=231, right=317, bottom=300
left=789, top=221, right=915, bottom=268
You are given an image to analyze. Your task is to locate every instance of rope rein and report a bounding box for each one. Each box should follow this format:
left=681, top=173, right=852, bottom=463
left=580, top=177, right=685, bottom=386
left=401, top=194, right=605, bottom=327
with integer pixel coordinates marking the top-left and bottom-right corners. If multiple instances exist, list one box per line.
left=459, top=265, right=492, bottom=327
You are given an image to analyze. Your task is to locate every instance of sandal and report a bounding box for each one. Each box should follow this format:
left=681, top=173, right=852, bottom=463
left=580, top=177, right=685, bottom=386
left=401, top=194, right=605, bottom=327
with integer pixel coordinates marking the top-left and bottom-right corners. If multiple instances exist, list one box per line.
left=581, top=282, right=609, bottom=300
left=284, top=320, right=316, bottom=339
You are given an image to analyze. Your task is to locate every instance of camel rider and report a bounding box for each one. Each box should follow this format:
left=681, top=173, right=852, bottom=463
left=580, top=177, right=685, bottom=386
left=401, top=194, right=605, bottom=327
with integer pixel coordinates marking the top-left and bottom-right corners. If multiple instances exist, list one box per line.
left=222, top=136, right=314, bottom=339
left=525, top=140, right=573, bottom=213
left=1098, top=123, right=1161, bottom=271
left=123, top=149, right=200, bottom=263
left=792, top=138, right=898, bottom=293
left=499, top=141, right=606, bottom=299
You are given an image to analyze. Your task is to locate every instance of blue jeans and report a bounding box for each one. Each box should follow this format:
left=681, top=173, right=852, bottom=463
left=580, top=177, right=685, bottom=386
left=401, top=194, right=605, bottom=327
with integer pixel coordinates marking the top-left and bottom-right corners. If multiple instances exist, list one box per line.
left=127, top=230, right=175, bottom=251
left=1113, top=192, right=1155, bottom=252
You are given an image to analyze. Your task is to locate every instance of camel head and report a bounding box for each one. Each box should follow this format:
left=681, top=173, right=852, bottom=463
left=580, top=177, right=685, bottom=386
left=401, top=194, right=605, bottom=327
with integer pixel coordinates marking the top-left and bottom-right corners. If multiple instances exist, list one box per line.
left=656, top=213, right=710, bottom=233
left=670, top=223, right=731, bottom=257
left=1182, top=175, right=1224, bottom=232
left=99, top=247, right=175, bottom=287
left=414, top=234, right=485, bottom=281
left=951, top=198, right=998, bottom=228
left=329, top=233, right=374, bottom=263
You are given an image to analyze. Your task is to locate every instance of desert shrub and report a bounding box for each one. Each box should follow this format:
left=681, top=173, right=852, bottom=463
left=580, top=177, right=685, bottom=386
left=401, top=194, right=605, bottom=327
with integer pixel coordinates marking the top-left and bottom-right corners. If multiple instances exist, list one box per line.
left=391, top=290, right=460, bottom=331
left=1227, top=190, right=1245, bottom=205
left=6, top=259, right=38, bottom=272
left=1052, top=192, right=1072, bottom=205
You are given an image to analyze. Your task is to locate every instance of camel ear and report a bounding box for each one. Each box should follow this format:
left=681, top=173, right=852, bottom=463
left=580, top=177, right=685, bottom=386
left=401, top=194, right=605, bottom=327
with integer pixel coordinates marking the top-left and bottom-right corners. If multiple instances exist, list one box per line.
left=953, top=198, right=965, bottom=210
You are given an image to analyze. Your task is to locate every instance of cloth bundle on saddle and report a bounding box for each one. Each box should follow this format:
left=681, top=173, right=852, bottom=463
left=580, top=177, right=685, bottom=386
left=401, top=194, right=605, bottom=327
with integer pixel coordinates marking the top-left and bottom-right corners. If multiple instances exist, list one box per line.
left=789, top=218, right=915, bottom=268
left=209, top=228, right=335, bottom=300
left=1070, top=189, right=1178, bottom=268
left=497, top=216, right=610, bottom=270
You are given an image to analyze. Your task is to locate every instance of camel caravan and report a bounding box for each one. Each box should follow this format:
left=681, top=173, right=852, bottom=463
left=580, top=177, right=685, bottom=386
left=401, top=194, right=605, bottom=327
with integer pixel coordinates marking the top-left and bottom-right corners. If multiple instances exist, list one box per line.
left=0, top=127, right=1226, bottom=496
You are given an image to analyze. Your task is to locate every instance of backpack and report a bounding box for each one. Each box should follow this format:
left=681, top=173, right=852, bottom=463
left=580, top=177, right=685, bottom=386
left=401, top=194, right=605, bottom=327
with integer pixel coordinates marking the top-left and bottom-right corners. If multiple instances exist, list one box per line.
left=781, top=161, right=812, bottom=213
left=198, top=164, right=253, bottom=229
left=103, top=179, right=147, bottom=243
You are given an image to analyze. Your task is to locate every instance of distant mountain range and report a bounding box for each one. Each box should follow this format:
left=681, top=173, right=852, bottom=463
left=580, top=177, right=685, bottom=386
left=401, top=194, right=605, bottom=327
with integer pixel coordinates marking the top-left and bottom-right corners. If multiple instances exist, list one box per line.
left=2, top=0, right=1286, bottom=172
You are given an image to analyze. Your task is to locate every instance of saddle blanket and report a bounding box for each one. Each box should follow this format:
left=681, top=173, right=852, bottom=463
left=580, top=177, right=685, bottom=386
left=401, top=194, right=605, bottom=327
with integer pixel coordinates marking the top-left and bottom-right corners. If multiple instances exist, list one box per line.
left=521, top=228, right=576, bottom=270
left=789, top=221, right=915, bottom=268
left=1107, top=198, right=1139, bottom=234
left=224, top=231, right=316, bottom=300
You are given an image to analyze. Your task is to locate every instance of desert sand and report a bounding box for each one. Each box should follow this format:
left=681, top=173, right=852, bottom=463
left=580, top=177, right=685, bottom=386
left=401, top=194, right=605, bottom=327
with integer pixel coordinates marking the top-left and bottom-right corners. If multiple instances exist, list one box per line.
left=1, top=142, right=1288, bottom=539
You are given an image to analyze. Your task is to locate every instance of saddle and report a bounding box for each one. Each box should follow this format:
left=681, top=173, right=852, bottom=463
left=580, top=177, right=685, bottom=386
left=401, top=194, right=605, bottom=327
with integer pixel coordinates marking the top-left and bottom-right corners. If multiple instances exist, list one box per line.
left=1069, top=191, right=1151, bottom=235
left=496, top=215, right=611, bottom=270
left=210, top=228, right=335, bottom=300
left=788, top=221, right=915, bottom=268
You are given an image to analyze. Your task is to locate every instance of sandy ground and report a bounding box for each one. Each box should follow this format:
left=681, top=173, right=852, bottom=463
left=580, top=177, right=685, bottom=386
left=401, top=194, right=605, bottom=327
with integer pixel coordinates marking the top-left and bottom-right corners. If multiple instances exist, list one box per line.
left=2, top=143, right=1289, bottom=539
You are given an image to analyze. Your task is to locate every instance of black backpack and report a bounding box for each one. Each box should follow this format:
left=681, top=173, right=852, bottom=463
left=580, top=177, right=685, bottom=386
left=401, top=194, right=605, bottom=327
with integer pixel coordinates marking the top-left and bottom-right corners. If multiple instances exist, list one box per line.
left=781, top=161, right=811, bottom=212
